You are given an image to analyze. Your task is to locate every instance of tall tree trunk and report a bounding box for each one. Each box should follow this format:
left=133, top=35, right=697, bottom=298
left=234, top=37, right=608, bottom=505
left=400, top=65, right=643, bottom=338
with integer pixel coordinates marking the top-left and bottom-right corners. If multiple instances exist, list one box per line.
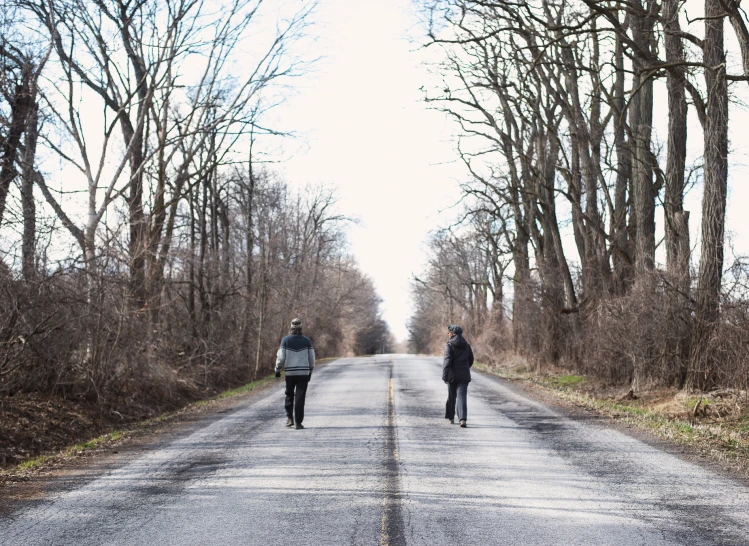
left=586, top=17, right=612, bottom=295
left=119, top=3, right=150, bottom=310
left=508, top=173, right=531, bottom=354
left=663, top=0, right=689, bottom=278
left=630, top=0, right=657, bottom=276
left=690, top=0, right=729, bottom=390
left=245, top=172, right=256, bottom=298
left=663, top=0, right=692, bottom=387
left=242, top=161, right=256, bottom=363
left=611, top=34, right=633, bottom=293
left=254, top=276, right=267, bottom=380
left=0, top=80, right=32, bottom=226
left=188, top=186, right=197, bottom=337
left=126, top=130, right=147, bottom=309
left=220, top=198, right=231, bottom=295
left=495, top=122, right=532, bottom=353
left=544, top=168, right=577, bottom=312
left=198, top=177, right=210, bottom=333
left=562, top=43, right=605, bottom=300
left=21, top=100, right=39, bottom=281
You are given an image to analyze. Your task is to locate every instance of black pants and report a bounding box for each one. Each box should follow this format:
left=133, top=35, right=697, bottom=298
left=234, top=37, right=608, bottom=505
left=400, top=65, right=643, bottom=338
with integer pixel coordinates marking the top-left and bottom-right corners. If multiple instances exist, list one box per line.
left=285, top=375, right=309, bottom=424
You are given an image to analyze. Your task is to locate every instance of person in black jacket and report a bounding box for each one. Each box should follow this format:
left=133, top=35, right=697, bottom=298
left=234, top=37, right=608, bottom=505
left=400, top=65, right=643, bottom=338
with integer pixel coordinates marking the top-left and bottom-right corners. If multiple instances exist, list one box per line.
left=442, top=324, right=474, bottom=427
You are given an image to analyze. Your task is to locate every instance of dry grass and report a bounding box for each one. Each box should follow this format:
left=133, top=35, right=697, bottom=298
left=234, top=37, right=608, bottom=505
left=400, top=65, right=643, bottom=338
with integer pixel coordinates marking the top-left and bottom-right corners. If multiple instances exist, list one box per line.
left=0, top=374, right=275, bottom=484
left=476, top=358, right=749, bottom=475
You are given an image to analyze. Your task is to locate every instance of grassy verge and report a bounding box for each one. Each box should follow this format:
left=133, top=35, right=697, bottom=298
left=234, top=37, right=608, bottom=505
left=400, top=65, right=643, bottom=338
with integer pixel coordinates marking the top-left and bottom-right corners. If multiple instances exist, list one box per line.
left=475, top=362, right=749, bottom=474
left=1, top=374, right=275, bottom=482
left=194, top=375, right=275, bottom=407
left=2, top=357, right=342, bottom=483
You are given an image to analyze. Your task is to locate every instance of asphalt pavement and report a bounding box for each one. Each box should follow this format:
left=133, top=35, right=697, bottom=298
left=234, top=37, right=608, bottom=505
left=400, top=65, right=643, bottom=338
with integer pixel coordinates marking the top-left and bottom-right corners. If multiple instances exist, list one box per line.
left=3, top=355, right=749, bottom=545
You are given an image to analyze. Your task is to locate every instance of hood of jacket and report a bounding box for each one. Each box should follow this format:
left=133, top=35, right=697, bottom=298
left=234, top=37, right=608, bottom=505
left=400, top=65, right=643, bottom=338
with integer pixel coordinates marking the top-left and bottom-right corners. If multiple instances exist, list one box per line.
left=449, top=334, right=467, bottom=349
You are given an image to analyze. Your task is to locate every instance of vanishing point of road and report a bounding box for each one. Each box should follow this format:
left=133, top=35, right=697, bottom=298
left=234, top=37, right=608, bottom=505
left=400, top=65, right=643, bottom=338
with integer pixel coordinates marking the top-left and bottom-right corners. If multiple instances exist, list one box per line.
left=3, top=356, right=749, bottom=545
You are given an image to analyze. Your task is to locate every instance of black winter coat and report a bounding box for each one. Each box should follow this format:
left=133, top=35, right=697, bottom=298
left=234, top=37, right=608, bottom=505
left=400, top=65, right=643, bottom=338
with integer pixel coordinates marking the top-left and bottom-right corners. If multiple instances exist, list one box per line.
left=442, top=334, right=474, bottom=383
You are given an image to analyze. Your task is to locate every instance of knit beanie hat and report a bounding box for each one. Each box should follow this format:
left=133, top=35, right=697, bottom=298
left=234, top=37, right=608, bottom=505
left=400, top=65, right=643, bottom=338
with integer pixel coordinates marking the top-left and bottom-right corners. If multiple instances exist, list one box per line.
left=290, top=318, right=302, bottom=330
left=447, top=324, right=463, bottom=336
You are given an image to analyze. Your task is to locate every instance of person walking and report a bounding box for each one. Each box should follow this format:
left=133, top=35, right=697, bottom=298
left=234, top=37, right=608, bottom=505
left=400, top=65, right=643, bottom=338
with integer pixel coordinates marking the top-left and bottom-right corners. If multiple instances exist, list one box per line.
left=443, top=324, right=474, bottom=428
left=275, top=318, right=315, bottom=429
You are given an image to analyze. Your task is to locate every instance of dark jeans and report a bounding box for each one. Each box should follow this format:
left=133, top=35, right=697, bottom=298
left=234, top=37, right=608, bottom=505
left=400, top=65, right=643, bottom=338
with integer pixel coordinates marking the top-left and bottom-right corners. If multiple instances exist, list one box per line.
left=445, top=382, right=468, bottom=421
left=285, top=376, right=309, bottom=424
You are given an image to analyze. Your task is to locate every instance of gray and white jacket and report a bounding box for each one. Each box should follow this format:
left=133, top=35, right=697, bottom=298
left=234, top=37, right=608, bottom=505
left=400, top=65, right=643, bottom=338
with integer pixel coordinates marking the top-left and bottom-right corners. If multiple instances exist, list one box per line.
left=274, top=334, right=315, bottom=376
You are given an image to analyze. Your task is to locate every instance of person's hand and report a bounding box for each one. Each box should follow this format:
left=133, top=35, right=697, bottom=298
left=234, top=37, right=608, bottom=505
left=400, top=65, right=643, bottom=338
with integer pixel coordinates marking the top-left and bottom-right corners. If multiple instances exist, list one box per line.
left=444, top=381, right=449, bottom=385
left=275, top=371, right=281, bottom=378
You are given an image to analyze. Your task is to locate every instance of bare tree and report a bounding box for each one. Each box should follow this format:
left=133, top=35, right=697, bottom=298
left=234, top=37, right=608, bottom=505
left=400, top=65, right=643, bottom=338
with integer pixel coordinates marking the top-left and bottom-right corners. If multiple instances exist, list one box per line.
left=689, top=0, right=730, bottom=389
left=417, top=0, right=749, bottom=391
left=0, top=0, right=396, bottom=433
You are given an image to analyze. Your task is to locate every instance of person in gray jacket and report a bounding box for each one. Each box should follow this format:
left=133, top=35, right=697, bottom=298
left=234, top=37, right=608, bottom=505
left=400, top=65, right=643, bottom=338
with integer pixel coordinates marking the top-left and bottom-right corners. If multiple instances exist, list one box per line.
left=275, top=318, right=315, bottom=429
left=442, top=324, right=474, bottom=427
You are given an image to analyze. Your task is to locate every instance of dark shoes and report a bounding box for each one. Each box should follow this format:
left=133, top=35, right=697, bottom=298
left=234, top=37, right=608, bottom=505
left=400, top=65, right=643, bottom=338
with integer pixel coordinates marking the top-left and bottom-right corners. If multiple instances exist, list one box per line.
left=285, top=418, right=294, bottom=427
left=460, top=420, right=467, bottom=428
left=295, top=423, right=305, bottom=430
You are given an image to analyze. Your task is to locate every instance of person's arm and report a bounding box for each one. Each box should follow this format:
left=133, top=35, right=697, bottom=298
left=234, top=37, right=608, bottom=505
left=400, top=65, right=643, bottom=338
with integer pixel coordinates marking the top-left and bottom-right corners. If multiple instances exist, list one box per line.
left=308, top=343, right=316, bottom=379
left=442, top=344, right=452, bottom=383
left=468, top=345, right=474, bottom=368
left=274, top=337, right=287, bottom=377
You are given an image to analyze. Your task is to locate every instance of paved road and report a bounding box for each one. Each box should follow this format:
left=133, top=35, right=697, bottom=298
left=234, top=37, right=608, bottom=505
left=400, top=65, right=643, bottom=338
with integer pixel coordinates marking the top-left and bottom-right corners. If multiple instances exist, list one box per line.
left=3, top=355, right=749, bottom=545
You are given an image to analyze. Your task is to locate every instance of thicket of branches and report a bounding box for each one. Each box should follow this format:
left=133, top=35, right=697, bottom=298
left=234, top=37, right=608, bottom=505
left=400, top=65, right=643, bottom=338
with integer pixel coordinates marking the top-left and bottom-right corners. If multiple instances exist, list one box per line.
left=0, top=0, right=390, bottom=411
left=411, top=0, right=749, bottom=392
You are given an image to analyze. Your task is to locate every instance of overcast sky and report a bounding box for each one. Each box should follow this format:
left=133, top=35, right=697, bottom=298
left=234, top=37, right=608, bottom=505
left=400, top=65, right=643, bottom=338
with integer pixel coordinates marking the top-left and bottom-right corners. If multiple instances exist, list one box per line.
left=275, top=0, right=465, bottom=340
left=273, top=0, right=749, bottom=341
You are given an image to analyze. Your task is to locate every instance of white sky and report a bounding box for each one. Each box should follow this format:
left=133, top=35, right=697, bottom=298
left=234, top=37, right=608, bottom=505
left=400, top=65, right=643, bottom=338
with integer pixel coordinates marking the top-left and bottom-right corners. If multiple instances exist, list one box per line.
left=275, top=0, right=465, bottom=340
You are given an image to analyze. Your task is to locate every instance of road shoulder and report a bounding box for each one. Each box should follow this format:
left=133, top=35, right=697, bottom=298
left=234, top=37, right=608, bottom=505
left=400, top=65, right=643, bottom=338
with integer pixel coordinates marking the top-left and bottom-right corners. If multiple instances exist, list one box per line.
left=0, top=373, right=283, bottom=511
left=473, top=362, right=749, bottom=486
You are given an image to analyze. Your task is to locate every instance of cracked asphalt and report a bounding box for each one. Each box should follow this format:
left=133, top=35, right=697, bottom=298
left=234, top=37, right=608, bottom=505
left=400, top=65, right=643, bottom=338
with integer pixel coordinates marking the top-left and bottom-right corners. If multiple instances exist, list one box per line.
left=3, top=355, right=749, bottom=545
